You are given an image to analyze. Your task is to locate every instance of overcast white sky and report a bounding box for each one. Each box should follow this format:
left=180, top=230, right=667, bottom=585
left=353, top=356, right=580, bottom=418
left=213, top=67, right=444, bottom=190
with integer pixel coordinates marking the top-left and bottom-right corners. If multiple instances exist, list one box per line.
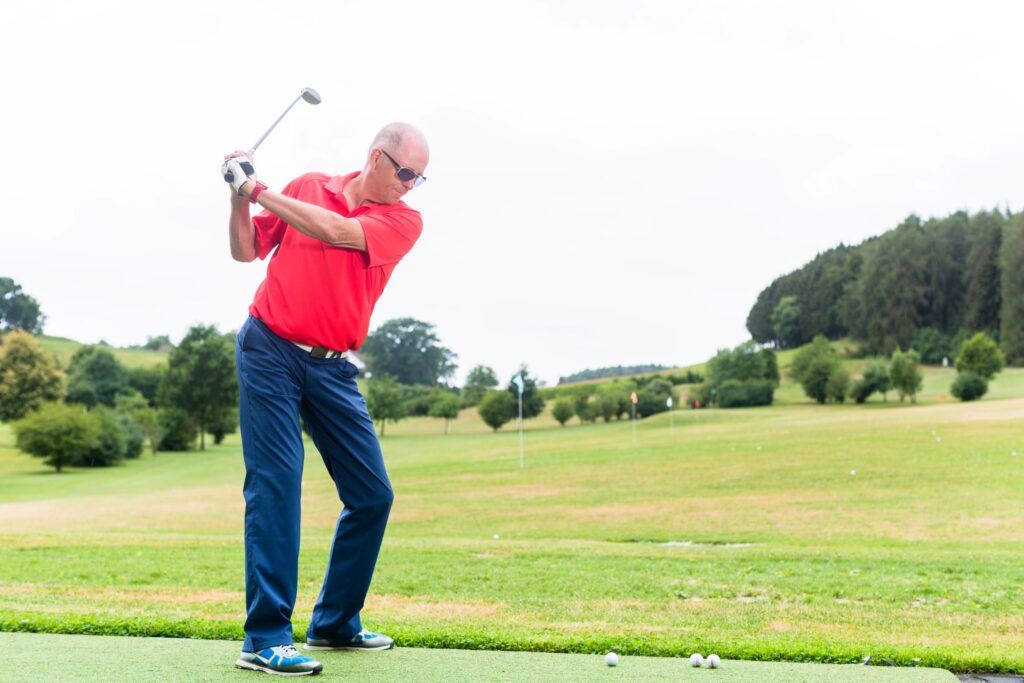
left=2, top=1, right=1022, bottom=385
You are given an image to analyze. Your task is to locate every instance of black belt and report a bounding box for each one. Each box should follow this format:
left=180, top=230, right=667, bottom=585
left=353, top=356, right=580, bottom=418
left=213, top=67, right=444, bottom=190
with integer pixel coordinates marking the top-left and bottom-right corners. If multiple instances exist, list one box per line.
left=290, top=341, right=349, bottom=359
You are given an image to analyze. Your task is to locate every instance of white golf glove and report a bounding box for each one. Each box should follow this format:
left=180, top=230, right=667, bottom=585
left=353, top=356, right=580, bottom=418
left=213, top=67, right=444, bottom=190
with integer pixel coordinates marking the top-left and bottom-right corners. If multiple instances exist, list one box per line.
left=221, top=156, right=256, bottom=195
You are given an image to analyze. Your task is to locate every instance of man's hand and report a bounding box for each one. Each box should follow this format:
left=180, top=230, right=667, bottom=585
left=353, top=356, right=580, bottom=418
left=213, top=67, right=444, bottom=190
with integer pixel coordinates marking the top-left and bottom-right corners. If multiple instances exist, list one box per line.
left=222, top=155, right=256, bottom=196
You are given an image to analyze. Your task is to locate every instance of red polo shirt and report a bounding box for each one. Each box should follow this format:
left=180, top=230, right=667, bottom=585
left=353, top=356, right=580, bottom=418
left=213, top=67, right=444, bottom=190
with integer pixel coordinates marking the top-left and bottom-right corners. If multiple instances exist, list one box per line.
left=248, top=171, right=422, bottom=351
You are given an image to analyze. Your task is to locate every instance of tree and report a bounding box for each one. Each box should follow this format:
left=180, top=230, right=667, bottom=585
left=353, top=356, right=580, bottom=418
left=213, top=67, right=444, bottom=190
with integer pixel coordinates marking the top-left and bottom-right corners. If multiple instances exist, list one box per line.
left=66, top=346, right=129, bottom=408
left=365, top=376, right=408, bottom=436
left=963, top=211, right=1003, bottom=335
left=955, top=332, right=1004, bottom=381
left=506, top=367, right=545, bottom=419
left=0, top=277, right=44, bottom=333
left=428, top=391, right=461, bottom=434
left=0, top=330, right=65, bottom=421
left=552, top=399, right=574, bottom=426
left=951, top=372, right=988, bottom=402
left=999, top=213, right=1024, bottom=365
left=462, top=365, right=498, bottom=407
left=77, top=406, right=129, bottom=467
left=790, top=336, right=842, bottom=404
left=851, top=361, right=891, bottom=404
left=477, top=390, right=515, bottom=431
left=826, top=365, right=851, bottom=404
left=157, top=407, right=196, bottom=451
left=889, top=349, right=923, bottom=403
left=208, top=406, right=239, bottom=445
left=572, top=388, right=597, bottom=424
left=115, top=391, right=163, bottom=454
left=911, top=327, right=953, bottom=365
left=771, top=296, right=802, bottom=349
left=14, top=402, right=99, bottom=472
left=361, top=318, right=457, bottom=386
left=126, top=365, right=166, bottom=406
left=159, top=324, right=237, bottom=450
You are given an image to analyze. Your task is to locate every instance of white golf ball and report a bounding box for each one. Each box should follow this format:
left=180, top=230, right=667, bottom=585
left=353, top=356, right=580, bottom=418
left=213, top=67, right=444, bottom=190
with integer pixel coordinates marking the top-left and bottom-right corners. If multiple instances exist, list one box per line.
left=707, top=654, right=721, bottom=668
left=492, top=534, right=500, bottom=540
left=604, top=652, right=619, bottom=667
left=689, top=653, right=704, bottom=667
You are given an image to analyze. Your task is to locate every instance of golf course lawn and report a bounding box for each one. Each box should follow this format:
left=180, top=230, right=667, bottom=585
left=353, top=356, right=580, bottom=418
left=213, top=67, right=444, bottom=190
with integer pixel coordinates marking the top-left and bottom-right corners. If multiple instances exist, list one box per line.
left=0, top=632, right=959, bottom=682
left=0, top=366, right=1022, bottom=676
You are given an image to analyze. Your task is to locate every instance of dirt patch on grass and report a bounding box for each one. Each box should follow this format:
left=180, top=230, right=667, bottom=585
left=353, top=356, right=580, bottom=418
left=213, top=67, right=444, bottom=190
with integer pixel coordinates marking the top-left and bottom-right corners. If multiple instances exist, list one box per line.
left=0, top=486, right=242, bottom=533
left=458, top=484, right=578, bottom=501
left=367, top=594, right=504, bottom=621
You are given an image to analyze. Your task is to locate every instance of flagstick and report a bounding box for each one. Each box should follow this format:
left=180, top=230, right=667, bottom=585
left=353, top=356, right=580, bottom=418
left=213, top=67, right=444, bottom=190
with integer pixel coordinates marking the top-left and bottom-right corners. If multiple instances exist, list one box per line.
left=631, top=403, right=637, bottom=447
left=518, top=392, right=524, bottom=469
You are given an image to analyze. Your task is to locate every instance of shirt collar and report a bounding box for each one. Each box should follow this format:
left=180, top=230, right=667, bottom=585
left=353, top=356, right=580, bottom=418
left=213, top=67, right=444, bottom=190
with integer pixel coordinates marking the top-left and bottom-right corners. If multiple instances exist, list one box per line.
left=324, top=171, right=361, bottom=197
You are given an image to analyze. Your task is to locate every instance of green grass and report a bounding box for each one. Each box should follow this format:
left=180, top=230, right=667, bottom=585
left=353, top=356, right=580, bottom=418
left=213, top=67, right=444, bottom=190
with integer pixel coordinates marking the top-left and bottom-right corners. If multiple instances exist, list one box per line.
left=31, top=334, right=167, bottom=369
left=1, top=371, right=1023, bottom=674
left=0, top=633, right=958, bottom=682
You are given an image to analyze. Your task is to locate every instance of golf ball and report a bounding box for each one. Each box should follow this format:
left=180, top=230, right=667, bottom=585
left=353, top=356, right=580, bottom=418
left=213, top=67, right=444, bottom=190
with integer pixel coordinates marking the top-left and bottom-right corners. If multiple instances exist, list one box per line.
left=604, top=652, right=619, bottom=667
left=492, top=534, right=500, bottom=540
left=689, top=653, right=704, bottom=667
left=707, top=654, right=721, bottom=668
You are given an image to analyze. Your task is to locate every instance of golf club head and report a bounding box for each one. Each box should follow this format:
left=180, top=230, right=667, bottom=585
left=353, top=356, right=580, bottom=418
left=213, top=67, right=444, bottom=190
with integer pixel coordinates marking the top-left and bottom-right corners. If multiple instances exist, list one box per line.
left=301, top=87, right=321, bottom=105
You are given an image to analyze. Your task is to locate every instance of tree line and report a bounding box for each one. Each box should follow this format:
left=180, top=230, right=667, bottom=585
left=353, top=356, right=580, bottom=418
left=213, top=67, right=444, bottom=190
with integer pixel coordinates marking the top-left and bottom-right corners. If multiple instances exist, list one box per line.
left=0, top=325, right=237, bottom=471
left=746, top=209, right=1024, bottom=364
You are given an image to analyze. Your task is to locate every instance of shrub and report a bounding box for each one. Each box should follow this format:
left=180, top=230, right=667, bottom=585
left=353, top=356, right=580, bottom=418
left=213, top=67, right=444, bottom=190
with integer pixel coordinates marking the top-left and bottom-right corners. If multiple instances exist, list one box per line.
left=950, top=372, right=988, bottom=401
left=826, top=365, right=851, bottom=404
left=428, top=391, right=461, bottom=434
left=77, top=406, right=128, bottom=467
left=791, top=336, right=841, bottom=404
left=478, top=390, right=516, bottom=431
left=116, top=411, right=144, bottom=459
left=889, top=349, right=924, bottom=403
left=158, top=407, right=197, bottom=451
left=208, top=406, right=239, bottom=445
left=551, top=399, right=574, bottom=426
left=717, top=380, right=774, bottom=408
left=13, top=402, right=99, bottom=472
left=955, top=332, right=1004, bottom=380
left=850, top=379, right=873, bottom=404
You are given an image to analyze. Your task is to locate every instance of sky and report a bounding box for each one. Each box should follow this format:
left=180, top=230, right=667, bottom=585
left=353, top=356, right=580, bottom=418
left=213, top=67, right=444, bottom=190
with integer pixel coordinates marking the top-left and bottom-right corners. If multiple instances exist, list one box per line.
left=2, top=0, right=1022, bottom=386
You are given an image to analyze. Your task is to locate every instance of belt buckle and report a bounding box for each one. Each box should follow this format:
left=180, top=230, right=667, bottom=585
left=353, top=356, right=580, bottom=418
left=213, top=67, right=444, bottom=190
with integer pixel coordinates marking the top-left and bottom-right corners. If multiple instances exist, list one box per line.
left=310, top=346, right=331, bottom=359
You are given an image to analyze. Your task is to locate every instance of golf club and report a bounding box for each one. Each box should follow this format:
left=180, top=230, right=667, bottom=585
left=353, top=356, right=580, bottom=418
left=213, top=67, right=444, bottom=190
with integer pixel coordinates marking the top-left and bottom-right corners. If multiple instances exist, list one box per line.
left=224, top=87, right=321, bottom=183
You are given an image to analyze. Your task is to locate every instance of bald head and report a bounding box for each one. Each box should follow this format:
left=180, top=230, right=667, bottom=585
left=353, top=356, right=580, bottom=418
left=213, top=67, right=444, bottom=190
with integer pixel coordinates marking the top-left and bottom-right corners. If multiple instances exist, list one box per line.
left=369, top=122, right=429, bottom=157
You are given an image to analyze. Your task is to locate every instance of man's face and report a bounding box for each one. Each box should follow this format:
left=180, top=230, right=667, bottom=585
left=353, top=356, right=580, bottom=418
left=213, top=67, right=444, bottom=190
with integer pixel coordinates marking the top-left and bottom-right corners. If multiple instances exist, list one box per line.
left=369, top=140, right=429, bottom=204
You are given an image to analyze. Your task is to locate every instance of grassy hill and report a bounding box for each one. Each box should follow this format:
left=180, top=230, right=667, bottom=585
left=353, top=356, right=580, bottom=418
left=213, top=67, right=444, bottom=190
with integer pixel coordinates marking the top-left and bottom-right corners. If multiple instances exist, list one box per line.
left=2, top=333, right=169, bottom=369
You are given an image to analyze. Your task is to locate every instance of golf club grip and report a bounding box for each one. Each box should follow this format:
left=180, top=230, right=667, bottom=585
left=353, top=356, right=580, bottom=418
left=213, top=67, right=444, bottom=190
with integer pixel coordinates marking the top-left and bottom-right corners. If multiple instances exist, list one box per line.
left=224, top=161, right=255, bottom=183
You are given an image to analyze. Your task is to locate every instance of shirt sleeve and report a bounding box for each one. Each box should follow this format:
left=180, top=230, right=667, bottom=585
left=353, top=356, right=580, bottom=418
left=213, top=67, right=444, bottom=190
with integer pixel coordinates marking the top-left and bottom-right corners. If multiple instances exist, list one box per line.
left=251, top=177, right=305, bottom=260
left=359, top=208, right=423, bottom=267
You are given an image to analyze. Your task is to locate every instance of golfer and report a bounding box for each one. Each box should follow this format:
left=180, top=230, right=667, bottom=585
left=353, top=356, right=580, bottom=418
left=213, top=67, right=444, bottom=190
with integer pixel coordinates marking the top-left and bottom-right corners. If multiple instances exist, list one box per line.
left=221, top=122, right=428, bottom=676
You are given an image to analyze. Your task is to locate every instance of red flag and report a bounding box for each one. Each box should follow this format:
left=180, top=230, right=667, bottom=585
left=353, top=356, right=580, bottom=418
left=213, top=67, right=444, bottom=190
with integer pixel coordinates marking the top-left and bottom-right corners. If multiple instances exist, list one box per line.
left=630, top=391, right=638, bottom=404
left=695, top=399, right=701, bottom=408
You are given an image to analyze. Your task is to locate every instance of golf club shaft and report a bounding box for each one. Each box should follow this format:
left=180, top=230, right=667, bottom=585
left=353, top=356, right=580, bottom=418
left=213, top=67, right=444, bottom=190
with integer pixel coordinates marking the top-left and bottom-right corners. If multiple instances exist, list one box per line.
left=247, top=94, right=304, bottom=156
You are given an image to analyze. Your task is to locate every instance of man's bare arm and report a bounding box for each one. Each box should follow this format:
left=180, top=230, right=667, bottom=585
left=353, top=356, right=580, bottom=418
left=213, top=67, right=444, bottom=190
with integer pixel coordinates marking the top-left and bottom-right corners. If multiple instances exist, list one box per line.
left=229, top=194, right=258, bottom=262
left=244, top=181, right=367, bottom=251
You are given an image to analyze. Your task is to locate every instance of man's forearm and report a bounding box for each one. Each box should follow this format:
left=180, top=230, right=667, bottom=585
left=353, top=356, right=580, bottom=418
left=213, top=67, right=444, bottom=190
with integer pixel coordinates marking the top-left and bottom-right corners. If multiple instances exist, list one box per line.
left=251, top=187, right=367, bottom=251
left=229, top=196, right=258, bottom=262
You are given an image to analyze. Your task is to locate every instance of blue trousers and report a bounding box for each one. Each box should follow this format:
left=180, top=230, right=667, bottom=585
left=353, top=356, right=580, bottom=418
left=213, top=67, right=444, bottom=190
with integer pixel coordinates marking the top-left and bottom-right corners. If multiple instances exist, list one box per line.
left=235, top=315, right=393, bottom=652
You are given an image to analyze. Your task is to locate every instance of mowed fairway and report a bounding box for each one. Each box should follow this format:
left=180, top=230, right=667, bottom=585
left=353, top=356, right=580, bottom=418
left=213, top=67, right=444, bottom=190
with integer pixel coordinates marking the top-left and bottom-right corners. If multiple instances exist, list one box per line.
left=0, top=366, right=1022, bottom=675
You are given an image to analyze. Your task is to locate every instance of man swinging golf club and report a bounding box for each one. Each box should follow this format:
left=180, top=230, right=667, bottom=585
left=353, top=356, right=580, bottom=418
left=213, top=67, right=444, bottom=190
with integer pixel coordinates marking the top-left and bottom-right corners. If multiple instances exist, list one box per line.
left=222, top=117, right=428, bottom=676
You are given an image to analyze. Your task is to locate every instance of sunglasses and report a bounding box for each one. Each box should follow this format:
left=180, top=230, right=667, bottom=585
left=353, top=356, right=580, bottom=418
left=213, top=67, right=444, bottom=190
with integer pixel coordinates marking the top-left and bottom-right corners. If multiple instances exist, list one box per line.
left=379, top=149, right=427, bottom=188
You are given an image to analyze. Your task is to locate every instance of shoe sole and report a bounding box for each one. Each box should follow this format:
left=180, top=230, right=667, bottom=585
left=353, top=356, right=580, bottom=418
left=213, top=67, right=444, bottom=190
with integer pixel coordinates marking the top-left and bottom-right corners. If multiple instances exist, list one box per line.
left=303, top=643, right=394, bottom=652
left=235, top=658, right=323, bottom=676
